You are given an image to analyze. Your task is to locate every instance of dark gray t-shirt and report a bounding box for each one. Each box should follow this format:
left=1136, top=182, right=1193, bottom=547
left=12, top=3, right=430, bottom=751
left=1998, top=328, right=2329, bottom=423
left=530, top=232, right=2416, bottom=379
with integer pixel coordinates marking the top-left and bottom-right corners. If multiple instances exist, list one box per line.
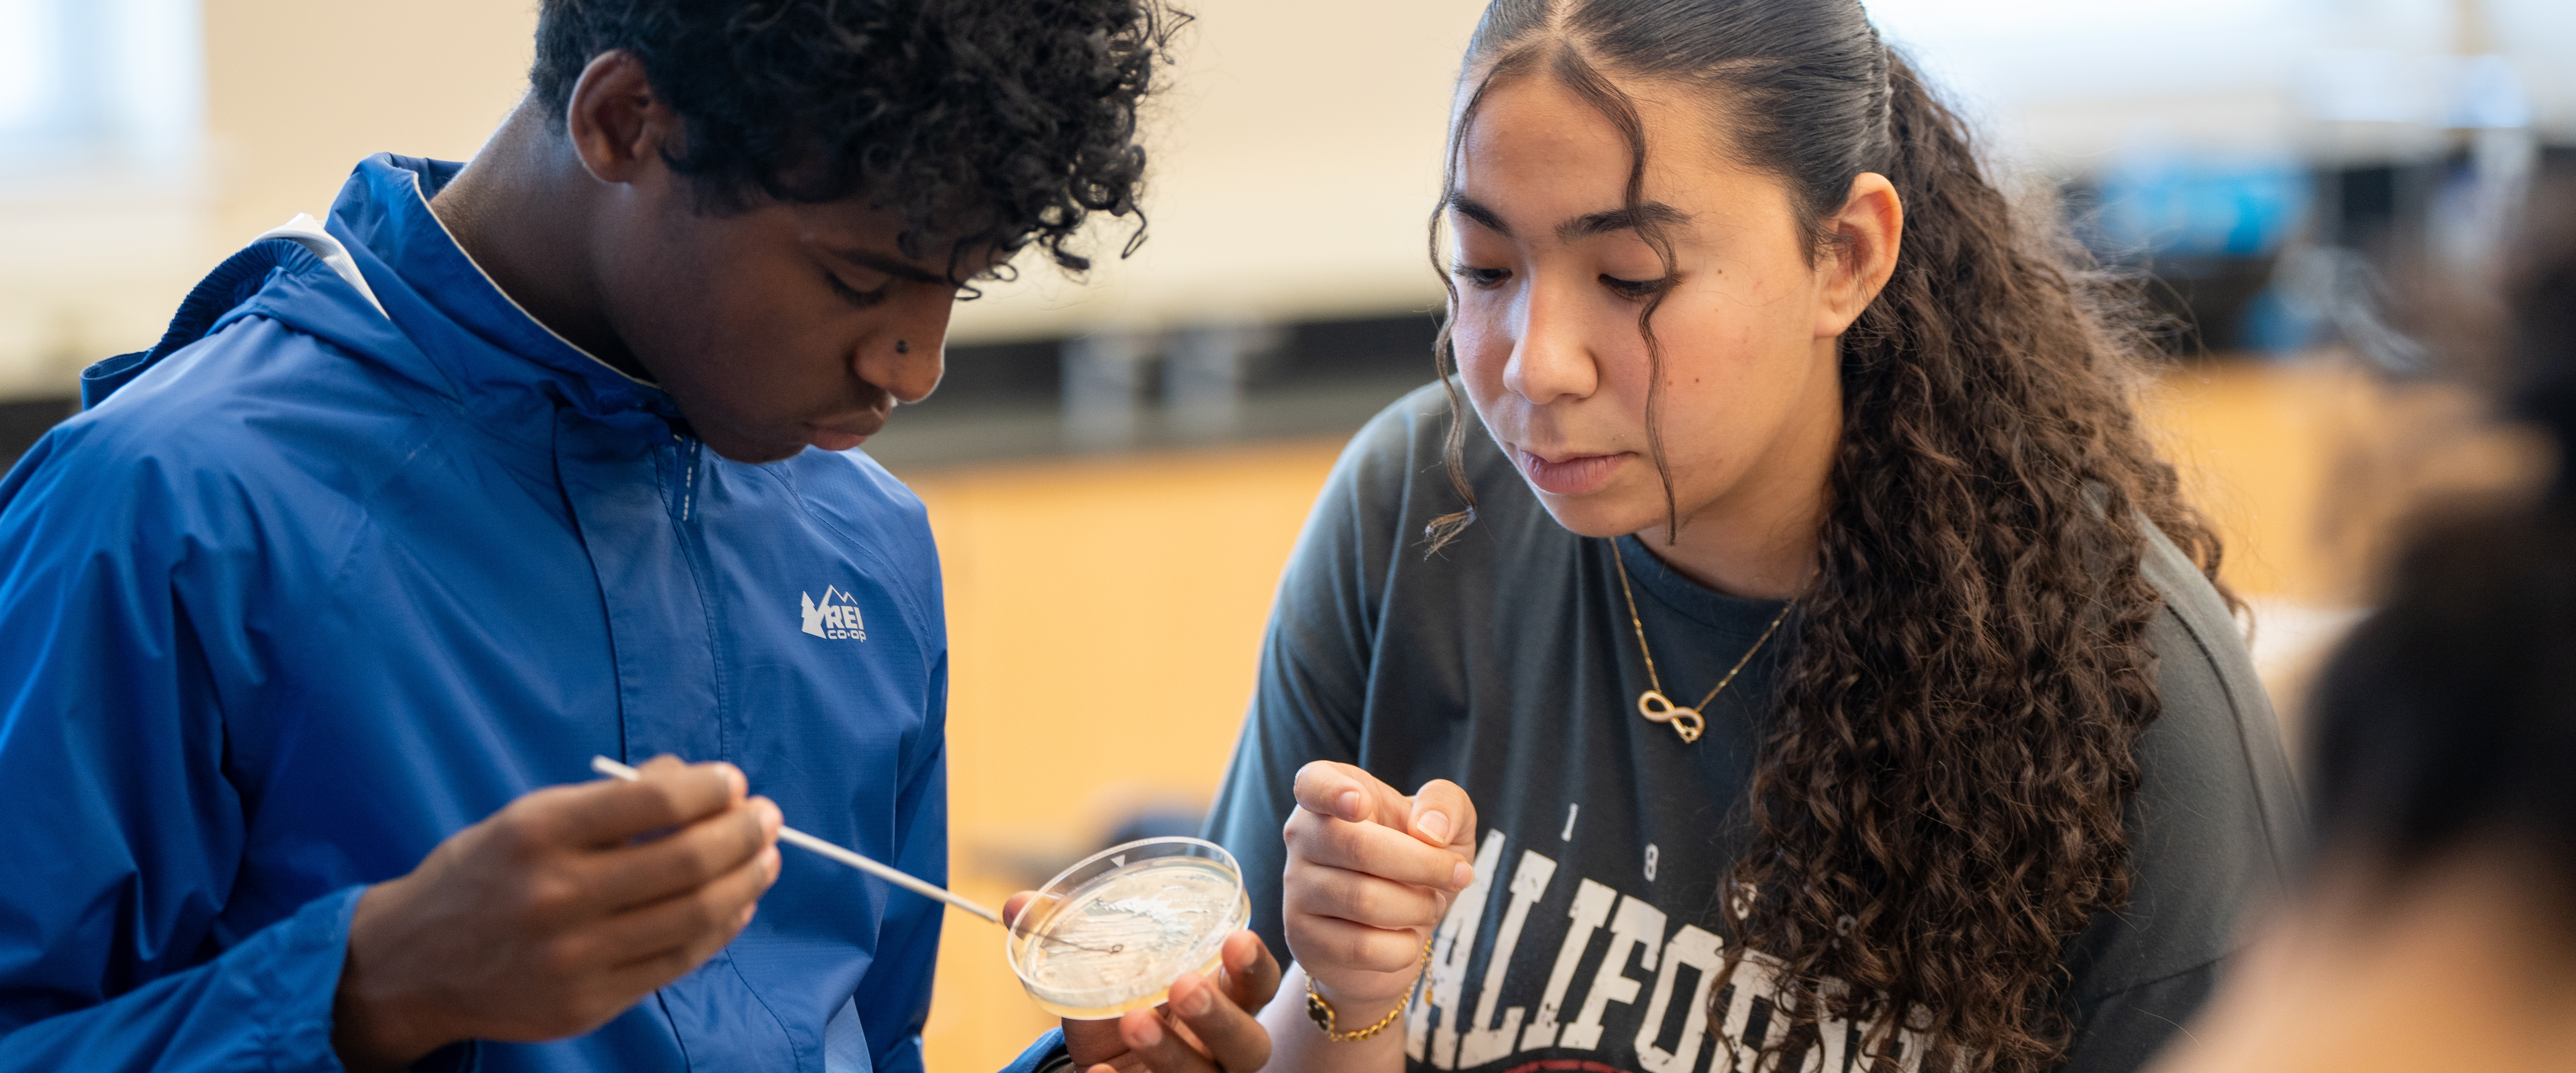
left=1205, top=385, right=2301, bottom=1073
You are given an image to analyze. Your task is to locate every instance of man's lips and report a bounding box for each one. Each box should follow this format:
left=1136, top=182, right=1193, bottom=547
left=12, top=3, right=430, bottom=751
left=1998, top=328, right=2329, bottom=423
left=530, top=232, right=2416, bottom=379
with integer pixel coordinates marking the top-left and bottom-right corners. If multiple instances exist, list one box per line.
left=1517, top=448, right=1632, bottom=496
left=804, top=415, right=887, bottom=451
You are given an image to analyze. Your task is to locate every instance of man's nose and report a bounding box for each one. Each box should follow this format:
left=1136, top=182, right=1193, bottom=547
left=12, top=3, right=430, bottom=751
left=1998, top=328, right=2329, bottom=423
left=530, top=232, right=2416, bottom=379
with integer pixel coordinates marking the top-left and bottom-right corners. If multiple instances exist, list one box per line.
left=860, top=294, right=953, bottom=404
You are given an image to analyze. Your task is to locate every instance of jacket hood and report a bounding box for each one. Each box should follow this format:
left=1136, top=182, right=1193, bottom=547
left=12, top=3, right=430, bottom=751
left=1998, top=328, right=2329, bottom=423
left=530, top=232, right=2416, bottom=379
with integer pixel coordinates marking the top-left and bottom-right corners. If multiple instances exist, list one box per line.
left=89, top=154, right=684, bottom=442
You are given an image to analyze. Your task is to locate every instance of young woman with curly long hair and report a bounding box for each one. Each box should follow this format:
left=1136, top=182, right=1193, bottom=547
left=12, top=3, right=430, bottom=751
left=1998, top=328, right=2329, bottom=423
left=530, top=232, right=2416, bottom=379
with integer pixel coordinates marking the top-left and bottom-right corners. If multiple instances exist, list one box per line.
left=1201, top=2, right=2299, bottom=1072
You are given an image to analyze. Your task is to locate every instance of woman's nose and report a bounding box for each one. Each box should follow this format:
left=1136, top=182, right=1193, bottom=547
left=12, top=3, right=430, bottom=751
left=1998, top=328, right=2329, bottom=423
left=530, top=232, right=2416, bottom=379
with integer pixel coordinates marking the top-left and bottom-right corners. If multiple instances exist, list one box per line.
left=1502, top=280, right=1600, bottom=405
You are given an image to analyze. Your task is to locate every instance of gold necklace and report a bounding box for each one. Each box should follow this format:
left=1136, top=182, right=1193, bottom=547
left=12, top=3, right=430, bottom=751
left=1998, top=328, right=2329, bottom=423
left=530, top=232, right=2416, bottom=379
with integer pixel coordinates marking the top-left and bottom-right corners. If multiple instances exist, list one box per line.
left=1609, top=538, right=1797, bottom=744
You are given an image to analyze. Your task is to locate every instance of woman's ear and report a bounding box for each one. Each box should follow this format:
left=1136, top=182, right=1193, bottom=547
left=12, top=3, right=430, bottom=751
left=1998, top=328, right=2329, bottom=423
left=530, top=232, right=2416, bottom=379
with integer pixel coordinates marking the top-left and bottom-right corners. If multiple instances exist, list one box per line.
left=1814, top=172, right=1903, bottom=338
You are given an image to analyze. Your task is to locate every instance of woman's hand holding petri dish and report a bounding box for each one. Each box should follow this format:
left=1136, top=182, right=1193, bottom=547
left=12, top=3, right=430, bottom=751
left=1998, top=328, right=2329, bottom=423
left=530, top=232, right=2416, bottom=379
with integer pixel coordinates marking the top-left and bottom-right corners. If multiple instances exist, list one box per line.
left=1006, top=838, right=1253, bottom=1019
left=999, top=837, right=1280, bottom=1073
left=1043, top=922, right=1278, bottom=1073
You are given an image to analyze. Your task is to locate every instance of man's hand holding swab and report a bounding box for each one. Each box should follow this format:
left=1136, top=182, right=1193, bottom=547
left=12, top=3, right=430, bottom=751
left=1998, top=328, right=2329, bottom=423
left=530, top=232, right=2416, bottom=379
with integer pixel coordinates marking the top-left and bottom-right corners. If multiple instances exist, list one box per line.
left=334, top=756, right=780, bottom=1073
left=589, top=756, right=999, bottom=923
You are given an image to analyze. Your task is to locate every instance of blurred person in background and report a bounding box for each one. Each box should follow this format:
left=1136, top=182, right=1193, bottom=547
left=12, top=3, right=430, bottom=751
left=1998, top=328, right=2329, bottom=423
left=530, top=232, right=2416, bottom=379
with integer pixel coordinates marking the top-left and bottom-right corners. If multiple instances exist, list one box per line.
left=1205, top=2, right=2299, bottom=1072
left=2142, top=503, right=2576, bottom=1073
left=0, top=3, right=1274, bottom=1073
left=2144, top=176, right=2576, bottom=1073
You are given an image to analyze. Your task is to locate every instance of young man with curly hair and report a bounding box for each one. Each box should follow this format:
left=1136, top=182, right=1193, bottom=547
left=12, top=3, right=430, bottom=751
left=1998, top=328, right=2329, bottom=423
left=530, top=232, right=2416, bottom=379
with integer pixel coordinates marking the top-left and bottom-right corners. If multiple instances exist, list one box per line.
left=0, top=4, right=1272, bottom=1072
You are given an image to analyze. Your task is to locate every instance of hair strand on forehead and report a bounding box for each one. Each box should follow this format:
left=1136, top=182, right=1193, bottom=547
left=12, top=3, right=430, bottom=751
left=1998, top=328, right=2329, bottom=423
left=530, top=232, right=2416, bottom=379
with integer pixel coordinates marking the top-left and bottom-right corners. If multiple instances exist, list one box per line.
left=1546, top=43, right=1685, bottom=541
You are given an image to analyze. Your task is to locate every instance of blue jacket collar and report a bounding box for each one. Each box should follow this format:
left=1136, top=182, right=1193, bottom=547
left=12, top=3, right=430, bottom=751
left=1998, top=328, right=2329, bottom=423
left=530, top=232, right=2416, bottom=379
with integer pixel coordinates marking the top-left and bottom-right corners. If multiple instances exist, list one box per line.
left=325, top=153, right=680, bottom=428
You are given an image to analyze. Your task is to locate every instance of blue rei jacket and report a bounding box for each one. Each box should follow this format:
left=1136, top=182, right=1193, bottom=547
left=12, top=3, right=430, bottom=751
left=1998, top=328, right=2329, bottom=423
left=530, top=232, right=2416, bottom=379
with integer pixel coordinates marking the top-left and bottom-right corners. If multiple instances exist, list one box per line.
left=0, top=154, right=996, bottom=1072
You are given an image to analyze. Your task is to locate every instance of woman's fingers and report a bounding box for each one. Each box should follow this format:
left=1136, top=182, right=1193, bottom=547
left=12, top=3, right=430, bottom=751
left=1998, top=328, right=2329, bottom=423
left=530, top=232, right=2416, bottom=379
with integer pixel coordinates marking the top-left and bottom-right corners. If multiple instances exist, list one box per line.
left=1287, top=765, right=1478, bottom=894
left=1286, top=808, right=1474, bottom=893
left=1291, top=761, right=1413, bottom=826
left=1285, top=765, right=1480, bottom=1000
left=1285, top=858, right=1447, bottom=932
left=1406, top=779, right=1478, bottom=853
left=1290, top=914, right=1431, bottom=975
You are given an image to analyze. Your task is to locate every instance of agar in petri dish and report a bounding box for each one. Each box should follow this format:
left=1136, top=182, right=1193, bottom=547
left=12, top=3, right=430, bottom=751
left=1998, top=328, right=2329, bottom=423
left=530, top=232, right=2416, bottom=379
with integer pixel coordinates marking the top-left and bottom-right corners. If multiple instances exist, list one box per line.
left=1007, top=837, right=1251, bottom=1020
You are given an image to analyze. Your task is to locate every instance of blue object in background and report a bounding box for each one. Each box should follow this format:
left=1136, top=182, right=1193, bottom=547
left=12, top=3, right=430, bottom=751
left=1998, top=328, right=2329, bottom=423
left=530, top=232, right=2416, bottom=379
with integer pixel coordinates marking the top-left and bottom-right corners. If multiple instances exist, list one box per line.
left=2086, top=153, right=2323, bottom=355
left=2234, top=282, right=2328, bottom=355
left=2092, top=155, right=2312, bottom=260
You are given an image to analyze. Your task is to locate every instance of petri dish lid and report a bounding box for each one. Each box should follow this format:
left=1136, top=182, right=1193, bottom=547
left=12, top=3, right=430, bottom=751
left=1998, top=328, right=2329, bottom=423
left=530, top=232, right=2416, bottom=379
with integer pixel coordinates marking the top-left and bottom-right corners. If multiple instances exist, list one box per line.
left=1006, top=836, right=1251, bottom=1020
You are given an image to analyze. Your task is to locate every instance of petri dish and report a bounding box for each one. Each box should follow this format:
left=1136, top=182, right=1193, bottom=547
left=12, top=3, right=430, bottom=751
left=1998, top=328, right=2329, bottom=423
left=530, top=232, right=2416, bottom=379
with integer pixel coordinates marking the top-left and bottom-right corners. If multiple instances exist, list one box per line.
left=1006, top=836, right=1251, bottom=1020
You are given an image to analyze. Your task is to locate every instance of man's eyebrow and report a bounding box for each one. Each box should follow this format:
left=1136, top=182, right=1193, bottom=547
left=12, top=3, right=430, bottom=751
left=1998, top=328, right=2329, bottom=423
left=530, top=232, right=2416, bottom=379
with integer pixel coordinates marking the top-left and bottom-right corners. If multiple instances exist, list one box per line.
left=821, top=245, right=958, bottom=287
left=1557, top=202, right=1691, bottom=243
left=1443, top=194, right=1514, bottom=239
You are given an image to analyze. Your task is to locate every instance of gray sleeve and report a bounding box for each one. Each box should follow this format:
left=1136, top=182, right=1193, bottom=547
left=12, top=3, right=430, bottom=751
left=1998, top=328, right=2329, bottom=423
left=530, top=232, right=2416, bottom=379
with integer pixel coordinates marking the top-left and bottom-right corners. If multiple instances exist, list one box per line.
left=2054, top=956, right=2223, bottom=1073
left=1202, top=401, right=1425, bottom=962
left=2051, top=526, right=2300, bottom=1069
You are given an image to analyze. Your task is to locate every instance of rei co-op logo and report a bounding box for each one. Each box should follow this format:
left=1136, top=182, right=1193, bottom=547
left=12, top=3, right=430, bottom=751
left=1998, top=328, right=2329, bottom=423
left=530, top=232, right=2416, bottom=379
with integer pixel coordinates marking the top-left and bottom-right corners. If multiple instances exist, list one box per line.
left=800, top=586, right=866, bottom=641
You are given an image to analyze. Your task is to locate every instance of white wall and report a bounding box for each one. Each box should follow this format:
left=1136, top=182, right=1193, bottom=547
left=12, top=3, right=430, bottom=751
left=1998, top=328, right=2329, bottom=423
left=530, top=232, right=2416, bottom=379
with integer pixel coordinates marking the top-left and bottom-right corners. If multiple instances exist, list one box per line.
left=945, top=1, right=1486, bottom=343
left=0, top=0, right=536, bottom=400
left=0, top=0, right=1487, bottom=398
left=5, top=0, right=2568, bottom=399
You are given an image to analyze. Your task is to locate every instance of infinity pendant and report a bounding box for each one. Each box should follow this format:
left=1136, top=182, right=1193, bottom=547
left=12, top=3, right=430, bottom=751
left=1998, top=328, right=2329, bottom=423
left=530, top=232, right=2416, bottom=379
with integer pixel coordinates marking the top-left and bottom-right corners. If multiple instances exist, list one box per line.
left=1636, top=690, right=1706, bottom=743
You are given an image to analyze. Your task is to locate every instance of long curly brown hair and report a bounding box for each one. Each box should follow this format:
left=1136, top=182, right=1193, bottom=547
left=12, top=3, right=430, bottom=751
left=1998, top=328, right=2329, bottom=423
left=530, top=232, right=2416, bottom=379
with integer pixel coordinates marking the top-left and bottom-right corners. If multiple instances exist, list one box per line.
left=1424, top=2, right=2233, bottom=1069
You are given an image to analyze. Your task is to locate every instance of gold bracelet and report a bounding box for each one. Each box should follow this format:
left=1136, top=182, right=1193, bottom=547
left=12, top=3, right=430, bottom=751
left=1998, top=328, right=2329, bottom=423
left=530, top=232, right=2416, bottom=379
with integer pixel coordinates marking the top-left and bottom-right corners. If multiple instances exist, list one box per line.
left=1304, top=937, right=1434, bottom=1043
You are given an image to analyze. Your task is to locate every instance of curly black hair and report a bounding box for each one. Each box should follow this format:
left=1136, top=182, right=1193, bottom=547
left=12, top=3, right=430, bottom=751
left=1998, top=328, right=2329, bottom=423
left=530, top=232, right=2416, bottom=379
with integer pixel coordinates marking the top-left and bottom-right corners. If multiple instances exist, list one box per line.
left=530, top=0, right=1181, bottom=277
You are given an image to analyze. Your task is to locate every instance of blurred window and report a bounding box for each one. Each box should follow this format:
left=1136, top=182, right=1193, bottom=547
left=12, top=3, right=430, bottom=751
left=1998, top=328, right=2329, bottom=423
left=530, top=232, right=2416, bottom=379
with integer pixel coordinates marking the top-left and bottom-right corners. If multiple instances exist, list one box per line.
left=1864, top=0, right=2571, bottom=166
left=0, top=0, right=200, bottom=176
left=2092, top=159, right=2311, bottom=259
left=0, top=0, right=65, bottom=134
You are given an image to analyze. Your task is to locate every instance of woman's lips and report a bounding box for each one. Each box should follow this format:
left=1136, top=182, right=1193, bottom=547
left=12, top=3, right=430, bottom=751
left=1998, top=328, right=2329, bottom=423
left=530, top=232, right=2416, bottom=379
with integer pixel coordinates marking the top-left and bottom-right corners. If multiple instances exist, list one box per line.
left=1518, top=449, right=1630, bottom=496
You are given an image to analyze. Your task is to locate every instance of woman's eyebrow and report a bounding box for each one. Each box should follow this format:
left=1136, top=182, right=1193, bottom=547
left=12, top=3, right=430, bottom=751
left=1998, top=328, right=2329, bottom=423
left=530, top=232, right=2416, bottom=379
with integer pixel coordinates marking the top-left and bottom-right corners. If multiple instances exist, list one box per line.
left=1443, top=194, right=1515, bottom=238
left=1557, top=202, right=1690, bottom=242
left=1444, top=195, right=1692, bottom=244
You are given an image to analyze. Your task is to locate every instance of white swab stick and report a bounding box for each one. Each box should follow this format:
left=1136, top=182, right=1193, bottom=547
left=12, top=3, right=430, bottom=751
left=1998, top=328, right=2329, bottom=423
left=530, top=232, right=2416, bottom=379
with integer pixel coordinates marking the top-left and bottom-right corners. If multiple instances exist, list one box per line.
left=590, top=755, right=1001, bottom=924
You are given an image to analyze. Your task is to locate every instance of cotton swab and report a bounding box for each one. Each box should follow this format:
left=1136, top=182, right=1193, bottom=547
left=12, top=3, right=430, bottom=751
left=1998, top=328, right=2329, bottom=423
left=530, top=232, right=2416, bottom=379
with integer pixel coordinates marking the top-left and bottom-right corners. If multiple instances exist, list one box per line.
left=589, top=755, right=1002, bottom=924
